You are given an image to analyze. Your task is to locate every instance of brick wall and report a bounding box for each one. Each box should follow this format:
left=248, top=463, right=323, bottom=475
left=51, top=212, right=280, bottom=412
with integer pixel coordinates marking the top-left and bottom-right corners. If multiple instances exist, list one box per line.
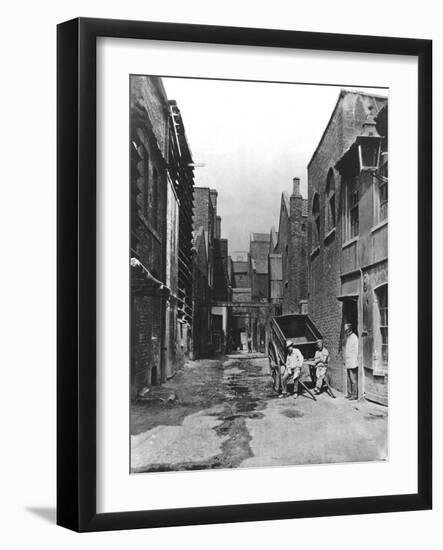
left=308, top=93, right=348, bottom=390
left=192, top=228, right=211, bottom=359
left=273, top=186, right=308, bottom=314
left=232, top=288, right=252, bottom=302
left=274, top=194, right=290, bottom=311
left=131, top=295, right=163, bottom=398
left=288, top=192, right=308, bottom=313
left=130, top=76, right=169, bottom=159
left=250, top=238, right=270, bottom=301
left=269, top=253, right=282, bottom=303
left=307, top=91, right=387, bottom=391
left=193, top=187, right=215, bottom=288
left=232, top=261, right=250, bottom=288
left=252, top=272, right=269, bottom=300
left=214, top=238, right=230, bottom=301
left=130, top=76, right=169, bottom=398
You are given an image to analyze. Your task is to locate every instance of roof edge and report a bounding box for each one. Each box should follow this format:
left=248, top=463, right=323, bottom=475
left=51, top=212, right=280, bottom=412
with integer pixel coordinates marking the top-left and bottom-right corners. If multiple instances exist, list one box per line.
left=307, top=88, right=388, bottom=169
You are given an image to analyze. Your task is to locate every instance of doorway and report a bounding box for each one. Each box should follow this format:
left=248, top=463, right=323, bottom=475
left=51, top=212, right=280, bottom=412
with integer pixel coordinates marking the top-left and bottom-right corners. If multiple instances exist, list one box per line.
left=342, top=298, right=358, bottom=337
left=211, top=314, right=223, bottom=354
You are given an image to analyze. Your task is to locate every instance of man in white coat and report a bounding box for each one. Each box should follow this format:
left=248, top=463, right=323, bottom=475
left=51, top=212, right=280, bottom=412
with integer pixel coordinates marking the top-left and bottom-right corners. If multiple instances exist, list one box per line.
left=344, top=323, right=359, bottom=400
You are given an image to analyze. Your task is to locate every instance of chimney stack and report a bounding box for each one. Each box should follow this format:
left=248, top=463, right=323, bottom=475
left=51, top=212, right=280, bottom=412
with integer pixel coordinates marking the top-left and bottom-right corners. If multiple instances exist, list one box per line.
left=209, top=189, right=218, bottom=214
left=292, top=177, right=301, bottom=197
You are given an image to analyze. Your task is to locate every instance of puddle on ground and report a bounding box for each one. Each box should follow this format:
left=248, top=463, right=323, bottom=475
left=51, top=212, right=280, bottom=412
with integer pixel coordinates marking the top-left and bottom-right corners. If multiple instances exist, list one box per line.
left=222, top=412, right=263, bottom=421
left=364, top=412, right=386, bottom=421
left=224, top=366, right=243, bottom=375
left=280, top=408, right=304, bottom=418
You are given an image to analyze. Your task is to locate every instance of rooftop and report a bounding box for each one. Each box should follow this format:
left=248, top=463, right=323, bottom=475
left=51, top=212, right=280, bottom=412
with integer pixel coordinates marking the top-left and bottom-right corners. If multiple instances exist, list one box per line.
left=251, top=233, right=271, bottom=242
left=307, top=88, right=388, bottom=169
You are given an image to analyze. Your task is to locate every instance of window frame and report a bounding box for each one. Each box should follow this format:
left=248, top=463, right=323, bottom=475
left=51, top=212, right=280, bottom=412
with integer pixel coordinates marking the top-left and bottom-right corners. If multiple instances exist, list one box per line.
left=143, top=148, right=151, bottom=220
left=152, top=166, right=159, bottom=230
left=343, top=177, right=359, bottom=242
left=325, top=169, right=336, bottom=233
left=373, top=151, right=388, bottom=226
left=312, top=192, right=320, bottom=247
left=375, top=284, right=388, bottom=369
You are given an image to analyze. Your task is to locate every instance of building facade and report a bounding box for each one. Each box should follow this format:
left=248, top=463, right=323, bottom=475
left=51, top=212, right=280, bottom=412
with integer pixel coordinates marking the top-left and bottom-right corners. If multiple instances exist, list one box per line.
left=228, top=241, right=276, bottom=354
left=193, top=187, right=216, bottom=290
left=191, top=226, right=211, bottom=359
left=268, top=226, right=283, bottom=313
left=250, top=233, right=270, bottom=301
left=130, top=76, right=195, bottom=399
left=168, top=100, right=195, bottom=364
left=193, top=187, right=232, bottom=356
left=270, top=177, right=308, bottom=315
left=307, top=90, right=388, bottom=404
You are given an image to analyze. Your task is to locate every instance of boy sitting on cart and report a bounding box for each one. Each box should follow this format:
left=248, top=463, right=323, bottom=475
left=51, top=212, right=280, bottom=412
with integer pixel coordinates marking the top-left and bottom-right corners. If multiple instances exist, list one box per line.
left=279, top=340, right=304, bottom=398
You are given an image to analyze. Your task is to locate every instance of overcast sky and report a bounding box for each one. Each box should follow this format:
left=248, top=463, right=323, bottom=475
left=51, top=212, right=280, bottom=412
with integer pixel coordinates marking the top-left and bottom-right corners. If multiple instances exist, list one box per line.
left=163, top=77, right=386, bottom=252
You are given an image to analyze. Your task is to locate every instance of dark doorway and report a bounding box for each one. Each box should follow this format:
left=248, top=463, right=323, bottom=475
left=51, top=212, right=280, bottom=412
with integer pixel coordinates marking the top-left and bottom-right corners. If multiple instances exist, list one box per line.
left=343, top=299, right=358, bottom=332
left=212, top=314, right=223, bottom=354
left=151, top=365, right=158, bottom=386
left=340, top=298, right=358, bottom=351
left=231, top=314, right=249, bottom=351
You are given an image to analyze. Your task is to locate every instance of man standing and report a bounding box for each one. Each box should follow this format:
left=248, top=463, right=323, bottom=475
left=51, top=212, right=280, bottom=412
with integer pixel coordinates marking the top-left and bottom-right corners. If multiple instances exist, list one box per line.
left=247, top=331, right=253, bottom=353
left=313, top=339, right=329, bottom=395
left=280, top=340, right=304, bottom=398
left=344, top=323, right=359, bottom=400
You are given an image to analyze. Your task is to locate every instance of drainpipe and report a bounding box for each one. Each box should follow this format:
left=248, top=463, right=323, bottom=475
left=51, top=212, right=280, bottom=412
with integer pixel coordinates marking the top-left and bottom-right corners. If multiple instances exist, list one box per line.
left=359, top=267, right=365, bottom=400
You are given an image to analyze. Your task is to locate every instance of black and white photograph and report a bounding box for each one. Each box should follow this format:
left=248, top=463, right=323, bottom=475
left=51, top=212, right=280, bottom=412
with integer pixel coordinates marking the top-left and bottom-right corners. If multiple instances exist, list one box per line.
left=129, top=75, right=389, bottom=474
left=0, top=0, right=437, bottom=543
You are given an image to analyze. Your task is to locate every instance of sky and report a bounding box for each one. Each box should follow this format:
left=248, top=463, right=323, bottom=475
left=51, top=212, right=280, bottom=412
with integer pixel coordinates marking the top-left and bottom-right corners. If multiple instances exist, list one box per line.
left=163, top=77, right=386, bottom=252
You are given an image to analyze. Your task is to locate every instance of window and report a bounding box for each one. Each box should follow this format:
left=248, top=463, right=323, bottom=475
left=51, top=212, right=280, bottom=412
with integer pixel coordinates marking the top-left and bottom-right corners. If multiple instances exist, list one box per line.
left=312, top=193, right=320, bottom=246
left=143, top=150, right=150, bottom=220
left=142, top=150, right=160, bottom=232
left=152, top=167, right=159, bottom=230
left=376, top=285, right=388, bottom=367
left=344, top=177, right=359, bottom=241
left=325, top=169, right=336, bottom=233
left=374, top=151, right=388, bottom=225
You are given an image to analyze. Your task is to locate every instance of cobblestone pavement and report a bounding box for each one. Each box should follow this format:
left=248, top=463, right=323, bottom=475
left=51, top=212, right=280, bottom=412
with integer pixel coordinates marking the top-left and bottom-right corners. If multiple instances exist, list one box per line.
left=130, top=355, right=388, bottom=473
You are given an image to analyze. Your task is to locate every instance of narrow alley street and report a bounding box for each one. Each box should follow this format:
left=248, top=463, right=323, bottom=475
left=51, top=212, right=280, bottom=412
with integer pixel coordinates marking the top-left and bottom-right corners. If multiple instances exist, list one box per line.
left=131, top=356, right=387, bottom=473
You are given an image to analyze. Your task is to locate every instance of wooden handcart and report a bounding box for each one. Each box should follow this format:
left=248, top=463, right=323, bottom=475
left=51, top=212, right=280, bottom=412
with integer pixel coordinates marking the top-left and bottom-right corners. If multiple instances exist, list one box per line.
left=267, top=313, right=335, bottom=400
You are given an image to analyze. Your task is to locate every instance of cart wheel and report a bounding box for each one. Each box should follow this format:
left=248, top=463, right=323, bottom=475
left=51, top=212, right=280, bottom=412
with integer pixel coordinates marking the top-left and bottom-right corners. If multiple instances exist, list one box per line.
left=269, top=343, right=281, bottom=393
left=272, top=366, right=282, bottom=393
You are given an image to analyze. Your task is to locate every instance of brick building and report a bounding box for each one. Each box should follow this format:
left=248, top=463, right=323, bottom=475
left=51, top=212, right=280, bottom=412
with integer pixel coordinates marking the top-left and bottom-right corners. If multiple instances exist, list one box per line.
left=191, top=226, right=210, bottom=359
left=250, top=233, right=270, bottom=301
left=213, top=238, right=231, bottom=302
left=228, top=242, right=275, bottom=353
left=268, top=227, right=283, bottom=311
left=269, top=177, right=308, bottom=315
left=130, top=76, right=195, bottom=399
left=230, top=252, right=253, bottom=351
left=193, top=187, right=232, bottom=355
left=193, top=187, right=216, bottom=289
left=211, top=235, right=232, bottom=353
left=307, top=89, right=388, bottom=403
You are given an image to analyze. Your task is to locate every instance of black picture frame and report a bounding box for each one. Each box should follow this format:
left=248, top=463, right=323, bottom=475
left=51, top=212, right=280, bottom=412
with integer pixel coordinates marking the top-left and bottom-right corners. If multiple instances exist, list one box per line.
left=57, top=17, right=432, bottom=532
